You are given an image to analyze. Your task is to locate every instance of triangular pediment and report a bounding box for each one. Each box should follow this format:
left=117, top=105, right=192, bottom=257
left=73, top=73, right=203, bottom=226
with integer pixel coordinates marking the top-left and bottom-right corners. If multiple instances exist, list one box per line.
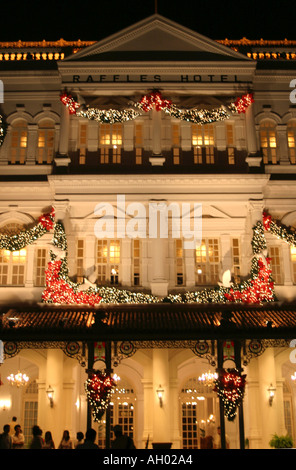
left=65, top=14, right=250, bottom=62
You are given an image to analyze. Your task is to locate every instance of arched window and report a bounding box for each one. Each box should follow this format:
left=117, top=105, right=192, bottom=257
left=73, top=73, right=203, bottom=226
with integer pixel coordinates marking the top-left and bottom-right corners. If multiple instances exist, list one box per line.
left=287, top=121, right=296, bottom=164
left=10, top=119, right=28, bottom=164
left=96, top=377, right=135, bottom=448
left=180, top=376, right=218, bottom=449
left=0, top=223, right=26, bottom=285
left=259, top=119, right=278, bottom=164
left=37, top=119, right=55, bottom=164
left=22, top=379, right=38, bottom=446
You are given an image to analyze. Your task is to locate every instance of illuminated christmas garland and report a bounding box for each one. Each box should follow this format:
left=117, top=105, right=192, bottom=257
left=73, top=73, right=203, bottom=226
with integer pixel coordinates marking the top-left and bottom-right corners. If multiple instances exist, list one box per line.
left=41, top=222, right=102, bottom=307
left=85, top=371, right=117, bottom=422
left=0, top=208, right=55, bottom=251
left=213, top=368, right=247, bottom=421
left=0, top=114, right=7, bottom=147
left=77, top=107, right=141, bottom=124
left=263, top=212, right=296, bottom=246
left=41, top=218, right=275, bottom=306
left=60, top=91, right=254, bottom=125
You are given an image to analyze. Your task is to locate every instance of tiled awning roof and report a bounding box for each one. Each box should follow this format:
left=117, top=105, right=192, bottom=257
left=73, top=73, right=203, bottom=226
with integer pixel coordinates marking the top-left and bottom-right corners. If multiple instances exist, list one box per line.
left=1, top=302, right=296, bottom=342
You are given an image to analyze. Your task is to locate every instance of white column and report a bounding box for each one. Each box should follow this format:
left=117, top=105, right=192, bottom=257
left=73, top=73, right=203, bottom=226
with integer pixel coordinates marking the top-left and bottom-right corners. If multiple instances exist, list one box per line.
left=121, top=238, right=132, bottom=286
left=185, top=247, right=195, bottom=287
left=44, top=349, right=64, bottom=446
left=152, top=349, right=171, bottom=444
left=142, top=378, right=154, bottom=447
left=55, top=103, right=71, bottom=167
left=84, top=235, right=96, bottom=280
left=245, top=359, right=262, bottom=448
left=149, top=109, right=165, bottom=166
left=282, top=243, right=293, bottom=285
left=24, top=245, right=35, bottom=288
left=149, top=202, right=168, bottom=296
left=169, top=377, right=182, bottom=449
left=276, top=378, right=288, bottom=436
left=245, top=103, right=258, bottom=155
left=245, top=103, right=262, bottom=167
left=58, top=102, right=70, bottom=156
left=220, top=234, right=232, bottom=282
left=277, top=125, right=290, bottom=164
left=26, top=124, right=38, bottom=164
left=258, top=348, right=278, bottom=448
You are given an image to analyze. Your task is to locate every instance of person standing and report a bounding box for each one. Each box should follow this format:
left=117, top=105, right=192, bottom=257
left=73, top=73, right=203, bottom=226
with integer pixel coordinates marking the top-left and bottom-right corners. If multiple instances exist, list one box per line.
left=0, top=425, right=12, bottom=449
left=12, top=424, right=25, bottom=449
left=76, top=429, right=99, bottom=449
left=58, top=430, right=73, bottom=449
left=8, top=417, right=17, bottom=436
left=43, top=431, right=55, bottom=449
left=111, top=425, right=136, bottom=449
left=29, top=425, right=44, bottom=449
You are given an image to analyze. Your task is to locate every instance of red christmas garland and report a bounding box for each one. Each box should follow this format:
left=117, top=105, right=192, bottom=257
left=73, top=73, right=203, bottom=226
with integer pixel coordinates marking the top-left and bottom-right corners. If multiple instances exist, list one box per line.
left=85, top=371, right=116, bottom=421
left=224, top=257, right=274, bottom=304
left=60, top=93, right=80, bottom=114
left=42, top=259, right=102, bottom=307
left=214, top=369, right=247, bottom=421
left=233, top=93, right=254, bottom=114
left=38, top=207, right=55, bottom=231
left=138, top=91, right=172, bottom=112
left=60, top=91, right=254, bottom=117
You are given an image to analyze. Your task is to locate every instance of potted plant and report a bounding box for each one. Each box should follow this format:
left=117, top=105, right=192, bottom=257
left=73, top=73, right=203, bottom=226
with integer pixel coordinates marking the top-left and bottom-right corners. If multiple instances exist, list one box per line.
left=269, top=433, right=293, bottom=448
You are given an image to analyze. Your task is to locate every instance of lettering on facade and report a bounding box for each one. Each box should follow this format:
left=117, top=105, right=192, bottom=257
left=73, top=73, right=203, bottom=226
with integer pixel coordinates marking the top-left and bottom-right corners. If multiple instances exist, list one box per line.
left=72, top=74, right=241, bottom=83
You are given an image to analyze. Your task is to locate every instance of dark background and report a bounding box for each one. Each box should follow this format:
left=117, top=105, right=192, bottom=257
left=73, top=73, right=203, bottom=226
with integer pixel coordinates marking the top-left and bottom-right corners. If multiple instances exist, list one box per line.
left=0, top=0, right=294, bottom=41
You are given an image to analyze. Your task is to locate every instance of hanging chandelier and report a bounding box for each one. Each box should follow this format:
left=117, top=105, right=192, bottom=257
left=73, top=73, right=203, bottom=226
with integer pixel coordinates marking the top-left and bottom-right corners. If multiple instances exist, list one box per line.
left=198, top=371, right=218, bottom=387
left=7, top=371, right=29, bottom=387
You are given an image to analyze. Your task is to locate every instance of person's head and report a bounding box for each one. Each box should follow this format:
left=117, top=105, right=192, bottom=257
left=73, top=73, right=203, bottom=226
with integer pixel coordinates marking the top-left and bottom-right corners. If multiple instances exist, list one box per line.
left=45, top=431, right=53, bottom=442
left=32, top=425, right=42, bottom=436
left=14, top=425, right=21, bottom=434
left=113, top=425, right=123, bottom=437
left=85, top=428, right=96, bottom=443
left=63, top=430, right=70, bottom=440
left=12, top=417, right=17, bottom=422
left=3, top=424, right=10, bottom=434
left=217, top=426, right=221, bottom=435
left=76, top=431, right=84, bottom=442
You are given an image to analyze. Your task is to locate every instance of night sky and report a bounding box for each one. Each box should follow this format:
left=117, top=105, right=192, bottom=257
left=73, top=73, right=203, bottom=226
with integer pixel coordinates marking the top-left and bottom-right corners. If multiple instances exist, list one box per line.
left=1, top=0, right=294, bottom=42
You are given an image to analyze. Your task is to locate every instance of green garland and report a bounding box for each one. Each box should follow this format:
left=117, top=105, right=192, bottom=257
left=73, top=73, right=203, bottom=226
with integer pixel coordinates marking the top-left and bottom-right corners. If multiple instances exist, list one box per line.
left=263, top=212, right=296, bottom=246
left=0, top=208, right=55, bottom=251
left=42, top=220, right=275, bottom=306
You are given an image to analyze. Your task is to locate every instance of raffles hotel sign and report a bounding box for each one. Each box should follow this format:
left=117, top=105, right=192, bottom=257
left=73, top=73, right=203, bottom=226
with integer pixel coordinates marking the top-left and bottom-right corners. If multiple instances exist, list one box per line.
left=71, top=74, right=246, bottom=84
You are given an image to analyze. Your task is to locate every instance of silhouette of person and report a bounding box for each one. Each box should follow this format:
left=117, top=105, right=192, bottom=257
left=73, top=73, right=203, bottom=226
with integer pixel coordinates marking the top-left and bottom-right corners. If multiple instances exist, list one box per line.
left=29, top=425, right=44, bottom=449
left=0, top=424, right=12, bottom=449
left=111, top=425, right=136, bottom=449
left=76, top=428, right=99, bottom=449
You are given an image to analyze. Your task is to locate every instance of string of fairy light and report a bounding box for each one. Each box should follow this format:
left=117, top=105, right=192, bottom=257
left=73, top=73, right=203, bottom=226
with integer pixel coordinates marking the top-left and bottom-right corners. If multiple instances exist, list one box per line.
left=60, top=90, right=254, bottom=125
left=0, top=208, right=55, bottom=251
left=0, top=208, right=289, bottom=307
left=0, top=114, right=7, bottom=148
left=84, top=371, right=119, bottom=422
left=213, top=369, right=247, bottom=421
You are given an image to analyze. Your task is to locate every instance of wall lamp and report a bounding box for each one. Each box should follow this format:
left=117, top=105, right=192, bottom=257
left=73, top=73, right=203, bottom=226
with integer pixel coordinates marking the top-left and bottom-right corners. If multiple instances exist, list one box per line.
left=156, top=385, right=164, bottom=407
left=268, top=383, right=276, bottom=406
left=0, top=399, right=11, bottom=411
left=46, top=385, right=54, bottom=407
